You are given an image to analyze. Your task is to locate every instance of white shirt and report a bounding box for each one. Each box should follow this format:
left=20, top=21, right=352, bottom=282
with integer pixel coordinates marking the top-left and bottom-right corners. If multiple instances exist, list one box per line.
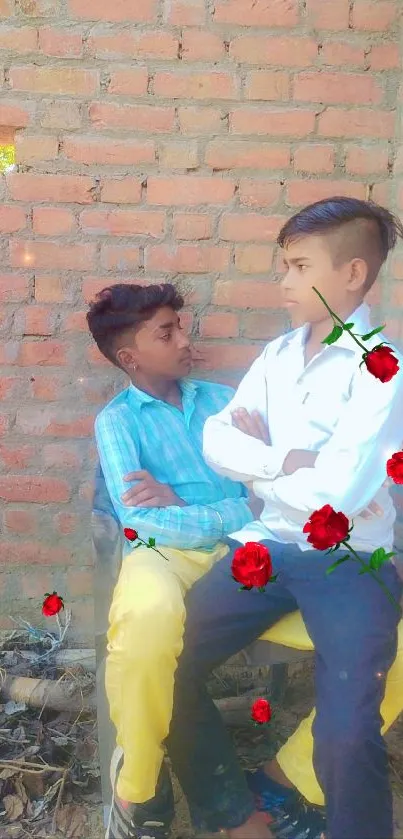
left=203, top=303, right=403, bottom=554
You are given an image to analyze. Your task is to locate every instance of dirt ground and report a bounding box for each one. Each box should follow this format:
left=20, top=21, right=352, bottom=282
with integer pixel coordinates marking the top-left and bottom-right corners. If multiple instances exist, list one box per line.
left=1, top=657, right=403, bottom=838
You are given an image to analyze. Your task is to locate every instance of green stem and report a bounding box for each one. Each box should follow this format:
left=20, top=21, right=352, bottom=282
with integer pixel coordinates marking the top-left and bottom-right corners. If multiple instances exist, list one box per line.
left=312, top=287, right=369, bottom=354
left=138, top=537, right=169, bottom=562
left=342, top=542, right=401, bottom=612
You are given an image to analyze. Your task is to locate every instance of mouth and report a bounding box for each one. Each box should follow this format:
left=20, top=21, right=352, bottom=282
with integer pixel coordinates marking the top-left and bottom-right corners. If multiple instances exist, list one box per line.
left=180, top=353, right=192, bottom=365
left=283, top=300, right=298, bottom=308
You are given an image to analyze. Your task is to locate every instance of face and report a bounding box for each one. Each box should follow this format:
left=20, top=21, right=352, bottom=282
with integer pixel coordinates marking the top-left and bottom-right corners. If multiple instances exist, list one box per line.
left=116, top=306, right=192, bottom=380
left=280, top=235, right=367, bottom=328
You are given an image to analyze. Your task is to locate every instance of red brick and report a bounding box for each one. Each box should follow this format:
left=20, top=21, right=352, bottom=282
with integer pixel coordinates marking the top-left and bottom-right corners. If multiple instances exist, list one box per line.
left=16, top=406, right=94, bottom=436
left=68, top=0, right=157, bottom=22
left=40, top=99, right=82, bottom=131
left=55, top=512, right=79, bottom=535
left=220, top=213, right=284, bottom=242
left=287, top=180, right=366, bottom=206
left=30, top=374, right=58, bottom=399
left=108, top=68, right=148, bottom=96
left=0, top=101, right=31, bottom=127
left=10, top=66, right=99, bottom=96
left=306, top=0, right=349, bottom=29
left=230, top=36, right=318, bottom=66
left=87, top=344, right=113, bottom=366
left=0, top=376, right=23, bottom=398
left=213, top=0, right=298, bottom=26
left=0, top=476, right=70, bottom=503
left=213, top=279, right=283, bottom=308
left=8, top=173, right=94, bottom=203
left=146, top=245, right=229, bottom=274
left=193, top=342, right=261, bottom=371
left=178, top=106, right=225, bottom=135
left=65, top=566, right=93, bottom=593
left=182, top=30, right=225, bottom=61
left=320, top=43, right=366, bottom=67
left=371, top=182, right=390, bottom=206
left=38, top=26, right=83, bottom=57
left=0, top=205, right=26, bottom=233
left=0, top=25, right=37, bottom=52
left=63, top=136, right=155, bottom=166
left=351, top=1, right=396, bottom=31
left=165, top=0, right=205, bottom=24
left=238, top=180, right=282, bottom=208
left=159, top=141, right=199, bottom=170
left=62, top=310, right=87, bottom=332
left=87, top=30, right=178, bottom=60
left=10, top=241, right=96, bottom=271
left=33, top=207, right=76, bottom=235
left=230, top=108, right=316, bottom=137
left=34, top=275, right=63, bottom=302
left=369, top=44, right=400, bottom=70
left=100, top=178, right=142, bottom=204
left=0, top=343, right=19, bottom=365
left=80, top=209, right=165, bottom=238
left=100, top=245, right=141, bottom=271
left=200, top=313, right=239, bottom=338
left=18, top=306, right=54, bottom=336
left=205, top=141, right=290, bottom=170
left=294, top=144, right=335, bottom=173
left=0, top=542, right=72, bottom=566
left=235, top=245, right=274, bottom=274
left=147, top=176, right=235, bottom=206
left=4, top=509, right=38, bottom=535
left=243, top=311, right=287, bottom=340
left=318, top=109, right=395, bottom=139
left=0, top=0, right=13, bottom=14
left=173, top=214, right=213, bottom=240
left=89, top=102, right=175, bottom=133
left=43, top=443, right=82, bottom=469
left=0, top=414, right=10, bottom=436
left=16, top=340, right=67, bottom=366
left=82, top=276, right=140, bottom=303
left=15, top=134, right=59, bottom=163
left=154, top=71, right=237, bottom=100
left=345, top=146, right=389, bottom=175
left=245, top=71, right=290, bottom=101
left=0, top=443, right=35, bottom=470
left=294, top=73, right=383, bottom=105
left=392, top=259, right=403, bottom=280
left=18, top=0, right=60, bottom=14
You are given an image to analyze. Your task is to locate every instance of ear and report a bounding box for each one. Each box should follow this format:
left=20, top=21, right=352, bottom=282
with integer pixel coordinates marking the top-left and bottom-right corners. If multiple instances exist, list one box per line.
left=348, top=258, right=368, bottom=292
left=116, top=346, right=138, bottom=372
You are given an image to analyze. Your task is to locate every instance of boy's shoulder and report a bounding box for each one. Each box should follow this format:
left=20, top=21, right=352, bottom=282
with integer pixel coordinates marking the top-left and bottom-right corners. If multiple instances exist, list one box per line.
left=190, top=378, right=236, bottom=404
left=95, top=386, right=134, bottom=428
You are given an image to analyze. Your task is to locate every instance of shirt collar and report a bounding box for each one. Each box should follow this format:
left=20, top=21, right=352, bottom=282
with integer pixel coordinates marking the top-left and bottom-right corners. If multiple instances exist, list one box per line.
left=128, top=378, right=199, bottom=409
left=276, top=302, right=373, bottom=356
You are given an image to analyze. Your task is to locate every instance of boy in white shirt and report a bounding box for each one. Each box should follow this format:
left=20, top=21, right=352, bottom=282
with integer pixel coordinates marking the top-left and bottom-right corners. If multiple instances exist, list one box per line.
left=161, top=198, right=403, bottom=839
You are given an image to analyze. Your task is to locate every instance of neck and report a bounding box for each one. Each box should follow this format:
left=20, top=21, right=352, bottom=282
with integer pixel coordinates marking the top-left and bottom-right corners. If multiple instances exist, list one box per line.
left=130, top=373, right=182, bottom=407
left=307, top=298, right=364, bottom=356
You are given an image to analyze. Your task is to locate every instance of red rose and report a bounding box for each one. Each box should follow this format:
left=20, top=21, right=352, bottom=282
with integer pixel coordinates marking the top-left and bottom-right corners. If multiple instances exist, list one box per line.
left=364, top=345, right=399, bottom=383
left=231, top=542, right=273, bottom=590
left=386, top=451, right=403, bottom=485
left=303, top=504, right=350, bottom=551
left=124, top=527, right=138, bottom=541
left=251, top=698, right=272, bottom=725
left=42, top=592, right=64, bottom=617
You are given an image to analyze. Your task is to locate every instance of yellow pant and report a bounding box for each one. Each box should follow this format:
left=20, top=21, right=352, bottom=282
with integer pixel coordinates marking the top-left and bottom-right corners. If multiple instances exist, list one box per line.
left=106, top=546, right=403, bottom=806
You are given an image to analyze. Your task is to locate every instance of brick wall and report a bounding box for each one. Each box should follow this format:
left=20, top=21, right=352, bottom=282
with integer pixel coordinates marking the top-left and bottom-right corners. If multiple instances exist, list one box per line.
left=0, top=0, right=402, bottom=642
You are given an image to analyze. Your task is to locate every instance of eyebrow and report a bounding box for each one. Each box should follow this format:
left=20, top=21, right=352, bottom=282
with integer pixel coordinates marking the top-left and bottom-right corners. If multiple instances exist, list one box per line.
left=283, top=256, right=311, bottom=264
left=153, top=318, right=180, bottom=332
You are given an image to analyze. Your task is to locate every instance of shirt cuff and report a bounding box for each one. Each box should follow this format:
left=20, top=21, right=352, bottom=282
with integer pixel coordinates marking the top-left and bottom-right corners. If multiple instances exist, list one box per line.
left=260, top=445, right=289, bottom=480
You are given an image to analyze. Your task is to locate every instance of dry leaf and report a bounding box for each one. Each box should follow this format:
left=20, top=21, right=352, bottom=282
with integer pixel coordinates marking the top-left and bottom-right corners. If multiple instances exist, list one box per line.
left=55, top=802, right=86, bottom=838
left=3, top=793, right=24, bottom=822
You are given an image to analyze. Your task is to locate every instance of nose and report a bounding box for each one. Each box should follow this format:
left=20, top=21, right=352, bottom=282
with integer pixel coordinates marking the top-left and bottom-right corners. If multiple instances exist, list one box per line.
left=178, top=330, right=191, bottom=350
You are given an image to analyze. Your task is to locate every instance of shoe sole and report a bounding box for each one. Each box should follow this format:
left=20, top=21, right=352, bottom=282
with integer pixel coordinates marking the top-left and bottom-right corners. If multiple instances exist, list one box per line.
left=105, top=745, right=124, bottom=839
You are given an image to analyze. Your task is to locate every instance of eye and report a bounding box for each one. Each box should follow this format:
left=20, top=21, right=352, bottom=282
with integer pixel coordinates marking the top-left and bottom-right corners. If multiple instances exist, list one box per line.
left=161, top=333, right=171, bottom=342
left=297, top=264, right=308, bottom=272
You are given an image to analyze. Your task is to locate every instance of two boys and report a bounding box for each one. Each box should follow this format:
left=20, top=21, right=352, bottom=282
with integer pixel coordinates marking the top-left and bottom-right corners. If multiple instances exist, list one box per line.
left=88, top=197, right=403, bottom=839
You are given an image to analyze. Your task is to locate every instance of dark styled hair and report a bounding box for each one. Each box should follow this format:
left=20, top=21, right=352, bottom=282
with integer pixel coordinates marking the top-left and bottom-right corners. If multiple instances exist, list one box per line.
left=278, top=197, right=403, bottom=287
left=87, top=283, right=184, bottom=366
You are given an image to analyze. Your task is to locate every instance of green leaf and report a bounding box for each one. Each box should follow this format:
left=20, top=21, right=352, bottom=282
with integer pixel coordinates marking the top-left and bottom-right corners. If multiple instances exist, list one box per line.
left=361, top=325, right=385, bottom=341
left=369, top=548, right=396, bottom=571
left=148, top=537, right=156, bottom=547
left=258, top=586, right=266, bottom=593
left=359, top=567, right=371, bottom=575
left=269, top=574, right=278, bottom=583
left=326, top=554, right=351, bottom=575
left=322, top=324, right=344, bottom=346
left=343, top=322, right=355, bottom=331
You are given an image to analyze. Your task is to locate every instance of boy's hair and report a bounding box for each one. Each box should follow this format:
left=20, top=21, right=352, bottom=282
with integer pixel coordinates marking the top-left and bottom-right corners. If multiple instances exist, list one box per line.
left=87, top=283, right=184, bottom=366
left=277, top=197, right=403, bottom=288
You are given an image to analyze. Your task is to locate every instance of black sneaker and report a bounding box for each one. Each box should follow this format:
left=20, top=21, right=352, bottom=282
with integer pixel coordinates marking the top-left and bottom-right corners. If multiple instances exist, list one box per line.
left=106, top=747, right=173, bottom=839
left=271, top=794, right=326, bottom=839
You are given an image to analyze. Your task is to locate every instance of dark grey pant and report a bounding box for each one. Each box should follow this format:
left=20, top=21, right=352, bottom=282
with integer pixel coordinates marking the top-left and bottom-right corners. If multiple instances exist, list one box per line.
left=162, top=540, right=402, bottom=839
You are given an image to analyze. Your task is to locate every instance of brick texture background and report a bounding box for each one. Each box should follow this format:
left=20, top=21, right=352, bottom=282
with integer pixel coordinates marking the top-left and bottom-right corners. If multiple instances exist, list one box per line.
left=0, top=0, right=402, bottom=641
